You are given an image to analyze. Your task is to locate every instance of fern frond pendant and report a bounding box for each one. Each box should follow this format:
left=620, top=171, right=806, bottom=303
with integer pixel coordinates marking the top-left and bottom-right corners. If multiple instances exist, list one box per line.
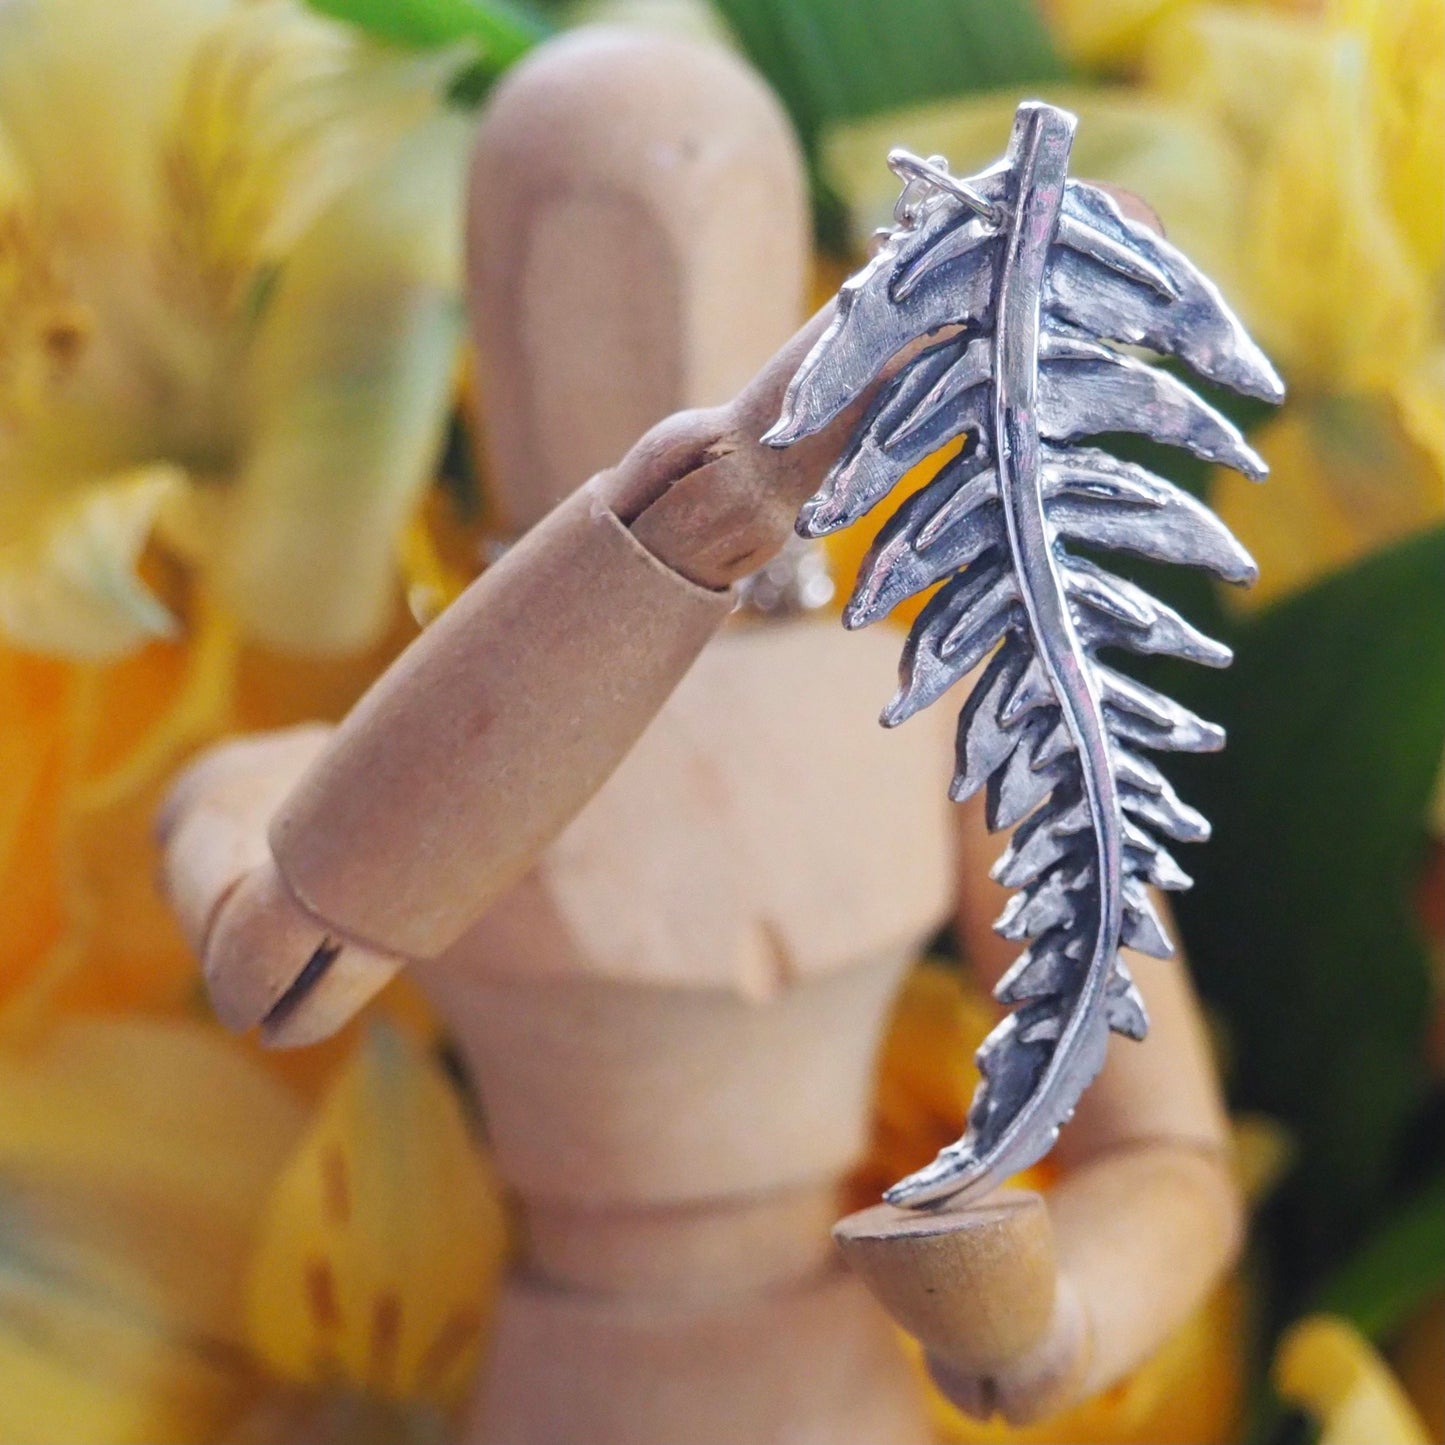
left=763, top=103, right=1283, bottom=1208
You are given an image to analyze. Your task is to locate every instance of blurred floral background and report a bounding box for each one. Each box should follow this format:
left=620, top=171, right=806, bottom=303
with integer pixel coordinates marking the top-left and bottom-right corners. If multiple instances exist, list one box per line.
left=0, top=0, right=1440, bottom=1441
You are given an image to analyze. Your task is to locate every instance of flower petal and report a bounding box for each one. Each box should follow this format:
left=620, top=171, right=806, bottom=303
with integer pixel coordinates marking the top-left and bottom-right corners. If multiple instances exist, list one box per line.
left=1213, top=398, right=1443, bottom=609
left=1047, top=0, right=1183, bottom=71
left=245, top=1022, right=507, bottom=1404
left=1334, top=0, right=1445, bottom=275
left=0, top=1015, right=308, bottom=1442
left=159, top=0, right=461, bottom=309
left=1143, top=7, right=1337, bottom=158
left=0, top=1200, right=250, bottom=1445
left=0, top=0, right=222, bottom=248
left=1394, top=346, right=1445, bottom=477
left=0, top=1016, right=306, bottom=1287
left=0, top=468, right=182, bottom=660
left=211, top=113, right=468, bottom=654
left=1275, top=1315, right=1433, bottom=1445
left=1241, top=27, right=1431, bottom=390
left=1391, top=1296, right=1445, bottom=1445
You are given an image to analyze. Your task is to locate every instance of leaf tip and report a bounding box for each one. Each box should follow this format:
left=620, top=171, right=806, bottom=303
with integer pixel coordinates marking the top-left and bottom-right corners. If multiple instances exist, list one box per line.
left=796, top=490, right=846, bottom=538
left=1251, top=356, right=1287, bottom=407
left=880, top=691, right=911, bottom=728
left=1238, top=440, right=1270, bottom=482
left=882, top=1143, right=986, bottom=1208
left=760, top=415, right=797, bottom=448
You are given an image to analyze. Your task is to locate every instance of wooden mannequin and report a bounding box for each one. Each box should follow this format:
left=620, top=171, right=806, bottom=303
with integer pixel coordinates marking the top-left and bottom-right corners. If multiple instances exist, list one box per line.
left=158, top=27, right=1242, bottom=1444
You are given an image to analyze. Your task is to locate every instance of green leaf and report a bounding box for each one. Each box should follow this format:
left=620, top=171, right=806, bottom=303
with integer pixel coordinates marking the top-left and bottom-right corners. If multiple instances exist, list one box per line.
left=710, top=0, right=1066, bottom=162
left=1312, top=1173, right=1445, bottom=1340
left=306, top=0, right=550, bottom=84
left=1167, top=527, right=1445, bottom=1271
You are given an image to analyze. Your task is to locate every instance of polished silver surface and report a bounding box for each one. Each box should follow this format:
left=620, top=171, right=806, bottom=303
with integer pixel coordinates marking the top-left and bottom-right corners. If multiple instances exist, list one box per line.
left=764, top=102, right=1283, bottom=1209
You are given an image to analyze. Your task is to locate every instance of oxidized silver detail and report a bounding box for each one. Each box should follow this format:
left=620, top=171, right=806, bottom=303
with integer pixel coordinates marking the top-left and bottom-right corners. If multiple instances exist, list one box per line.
left=763, top=102, right=1283, bottom=1209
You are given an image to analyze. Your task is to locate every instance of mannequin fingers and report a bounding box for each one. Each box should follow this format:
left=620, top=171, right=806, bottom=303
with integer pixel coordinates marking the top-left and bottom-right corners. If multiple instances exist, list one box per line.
left=158, top=724, right=332, bottom=958
left=157, top=722, right=406, bottom=1047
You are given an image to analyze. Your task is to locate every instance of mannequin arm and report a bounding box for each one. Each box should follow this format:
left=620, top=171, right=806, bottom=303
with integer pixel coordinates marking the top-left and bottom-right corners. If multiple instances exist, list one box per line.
left=836, top=790, right=1241, bottom=1425
left=159, top=307, right=868, bottom=1047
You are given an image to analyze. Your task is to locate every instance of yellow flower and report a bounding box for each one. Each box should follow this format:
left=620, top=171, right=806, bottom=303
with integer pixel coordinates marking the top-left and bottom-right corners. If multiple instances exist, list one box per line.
left=0, top=620, right=234, bottom=1021
left=244, top=1022, right=508, bottom=1410
left=0, top=0, right=470, bottom=659
left=1046, top=0, right=1370, bottom=72
left=1275, top=1314, right=1434, bottom=1445
left=1043, top=0, right=1187, bottom=71
left=1147, top=0, right=1444, bottom=605
left=0, top=1015, right=305, bottom=1443
left=1324, top=0, right=1444, bottom=279
left=0, top=1012, right=509, bottom=1443
left=1207, top=393, right=1441, bottom=606
left=1144, top=4, right=1434, bottom=394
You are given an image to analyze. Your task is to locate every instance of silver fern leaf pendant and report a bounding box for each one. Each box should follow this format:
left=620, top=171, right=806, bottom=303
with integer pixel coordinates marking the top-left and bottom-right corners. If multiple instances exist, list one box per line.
left=763, top=102, right=1284, bottom=1209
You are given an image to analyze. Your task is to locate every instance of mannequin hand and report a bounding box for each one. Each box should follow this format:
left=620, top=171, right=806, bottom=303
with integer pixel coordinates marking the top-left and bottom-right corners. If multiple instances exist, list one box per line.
left=835, top=788, right=1242, bottom=1426
left=157, top=724, right=409, bottom=1046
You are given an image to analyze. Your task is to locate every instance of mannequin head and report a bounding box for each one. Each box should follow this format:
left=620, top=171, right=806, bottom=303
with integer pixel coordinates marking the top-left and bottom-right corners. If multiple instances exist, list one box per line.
left=466, top=27, right=809, bottom=536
